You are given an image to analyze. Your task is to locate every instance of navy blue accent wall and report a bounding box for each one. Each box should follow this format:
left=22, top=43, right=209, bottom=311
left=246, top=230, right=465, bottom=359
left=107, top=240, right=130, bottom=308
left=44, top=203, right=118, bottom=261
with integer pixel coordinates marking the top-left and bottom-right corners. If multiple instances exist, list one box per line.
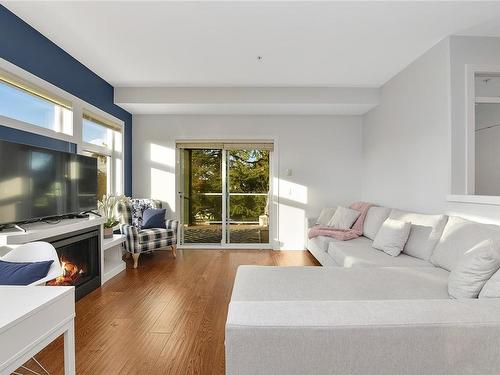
left=0, top=5, right=132, bottom=195
left=0, top=124, right=76, bottom=153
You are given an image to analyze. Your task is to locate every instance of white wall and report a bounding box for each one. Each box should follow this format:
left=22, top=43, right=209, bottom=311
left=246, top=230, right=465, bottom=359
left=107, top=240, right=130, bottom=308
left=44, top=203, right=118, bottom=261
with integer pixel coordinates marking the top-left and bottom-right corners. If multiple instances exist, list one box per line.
left=132, top=115, right=363, bottom=249
left=132, top=35, right=500, bottom=251
left=362, top=39, right=451, bottom=213
left=363, top=35, right=500, bottom=225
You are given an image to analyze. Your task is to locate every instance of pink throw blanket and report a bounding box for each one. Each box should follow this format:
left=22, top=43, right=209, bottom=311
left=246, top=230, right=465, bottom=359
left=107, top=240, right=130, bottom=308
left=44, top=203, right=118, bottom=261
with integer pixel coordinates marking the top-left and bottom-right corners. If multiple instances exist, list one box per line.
left=308, top=202, right=374, bottom=241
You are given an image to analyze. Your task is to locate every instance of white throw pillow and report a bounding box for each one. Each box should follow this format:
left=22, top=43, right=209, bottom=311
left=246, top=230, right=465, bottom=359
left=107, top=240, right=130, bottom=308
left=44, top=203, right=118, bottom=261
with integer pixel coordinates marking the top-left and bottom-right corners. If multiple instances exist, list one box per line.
left=448, top=239, right=500, bottom=299
left=363, top=206, right=391, bottom=240
left=327, top=206, right=360, bottom=230
left=372, top=219, right=411, bottom=257
left=479, top=268, right=500, bottom=298
left=431, top=216, right=500, bottom=271
left=389, top=209, right=448, bottom=261
left=316, top=207, right=337, bottom=226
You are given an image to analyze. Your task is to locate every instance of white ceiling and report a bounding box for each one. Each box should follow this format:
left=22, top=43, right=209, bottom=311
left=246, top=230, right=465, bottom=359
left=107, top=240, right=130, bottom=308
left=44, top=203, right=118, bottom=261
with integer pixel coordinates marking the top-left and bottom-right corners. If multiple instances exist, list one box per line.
left=5, top=1, right=500, bottom=88
left=458, top=13, right=500, bottom=37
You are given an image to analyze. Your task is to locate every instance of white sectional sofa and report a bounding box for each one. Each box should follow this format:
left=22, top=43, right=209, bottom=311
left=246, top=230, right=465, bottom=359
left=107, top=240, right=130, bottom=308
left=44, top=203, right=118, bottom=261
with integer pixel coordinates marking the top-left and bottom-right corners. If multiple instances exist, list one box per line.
left=307, top=206, right=450, bottom=268
left=225, top=206, right=500, bottom=375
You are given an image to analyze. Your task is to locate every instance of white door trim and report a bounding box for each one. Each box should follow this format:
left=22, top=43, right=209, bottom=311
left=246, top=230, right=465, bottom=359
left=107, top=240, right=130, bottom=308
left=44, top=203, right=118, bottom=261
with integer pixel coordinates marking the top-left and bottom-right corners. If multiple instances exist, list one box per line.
left=176, top=141, right=276, bottom=249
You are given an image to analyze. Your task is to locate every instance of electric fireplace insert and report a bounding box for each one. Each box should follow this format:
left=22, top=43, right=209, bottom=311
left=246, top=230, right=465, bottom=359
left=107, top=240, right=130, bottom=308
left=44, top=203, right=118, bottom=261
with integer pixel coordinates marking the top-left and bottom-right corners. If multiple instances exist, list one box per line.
left=46, top=227, right=101, bottom=300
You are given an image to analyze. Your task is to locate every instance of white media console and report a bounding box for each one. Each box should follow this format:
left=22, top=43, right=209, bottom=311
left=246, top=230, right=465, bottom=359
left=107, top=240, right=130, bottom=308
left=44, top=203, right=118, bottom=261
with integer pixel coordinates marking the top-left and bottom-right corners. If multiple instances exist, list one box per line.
left=0, top=216, right=126, bottom=286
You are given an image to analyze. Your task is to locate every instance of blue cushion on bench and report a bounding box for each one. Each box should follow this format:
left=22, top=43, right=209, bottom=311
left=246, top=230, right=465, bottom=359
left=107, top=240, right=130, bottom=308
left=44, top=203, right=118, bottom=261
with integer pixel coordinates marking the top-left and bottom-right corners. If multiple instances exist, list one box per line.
left=0, top=259, right=54, bottom=285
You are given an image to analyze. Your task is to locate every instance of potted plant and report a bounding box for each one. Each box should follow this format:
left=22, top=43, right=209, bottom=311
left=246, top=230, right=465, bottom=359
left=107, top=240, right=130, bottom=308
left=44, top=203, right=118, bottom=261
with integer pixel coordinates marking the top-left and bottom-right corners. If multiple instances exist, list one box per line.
left=98, top=195, right=127, bottom=239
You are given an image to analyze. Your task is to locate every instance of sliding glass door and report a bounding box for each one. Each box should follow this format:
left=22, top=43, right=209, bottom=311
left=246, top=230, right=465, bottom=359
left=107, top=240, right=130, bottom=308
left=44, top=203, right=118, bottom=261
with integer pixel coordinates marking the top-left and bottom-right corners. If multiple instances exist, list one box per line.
left=179, top=148, right=223, bottom=244
left=178, top=143, right=271, bottom=246
left=226, top=149, right=270, bottom=244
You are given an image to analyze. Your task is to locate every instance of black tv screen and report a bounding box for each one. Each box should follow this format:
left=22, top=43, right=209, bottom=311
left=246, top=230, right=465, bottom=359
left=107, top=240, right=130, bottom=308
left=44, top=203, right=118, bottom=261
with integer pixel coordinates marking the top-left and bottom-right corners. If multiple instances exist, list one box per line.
left=0, top=140, right=97, bottom=226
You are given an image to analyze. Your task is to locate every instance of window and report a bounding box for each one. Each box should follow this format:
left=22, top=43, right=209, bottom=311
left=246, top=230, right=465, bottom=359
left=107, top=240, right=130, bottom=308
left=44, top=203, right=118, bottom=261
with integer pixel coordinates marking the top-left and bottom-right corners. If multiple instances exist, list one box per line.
left=82, top=152, right=110, bottom=201
left=81, top=111, right=123, bottom=197
left=473, top=74, right=500, bottom=196
left=83, top=114, right=113, bottom=148
left=0, top=67, right=125, bottom=200
left=0, top=72, right=72, bottom=135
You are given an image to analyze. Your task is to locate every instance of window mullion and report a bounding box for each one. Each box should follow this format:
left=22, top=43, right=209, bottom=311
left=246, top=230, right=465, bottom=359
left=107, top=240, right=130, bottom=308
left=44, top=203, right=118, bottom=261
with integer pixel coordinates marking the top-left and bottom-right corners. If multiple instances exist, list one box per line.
left=111, top=131, right=115, bottom=195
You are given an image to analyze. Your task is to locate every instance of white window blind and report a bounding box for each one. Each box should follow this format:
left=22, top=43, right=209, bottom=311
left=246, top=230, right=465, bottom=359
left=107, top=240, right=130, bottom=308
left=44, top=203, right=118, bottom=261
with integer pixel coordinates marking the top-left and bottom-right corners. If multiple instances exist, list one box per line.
left=82, top=110, right=122, bottom=150
left=176, top=140, right=274, bottom=151
left=0, top=69, right=71, bottom=109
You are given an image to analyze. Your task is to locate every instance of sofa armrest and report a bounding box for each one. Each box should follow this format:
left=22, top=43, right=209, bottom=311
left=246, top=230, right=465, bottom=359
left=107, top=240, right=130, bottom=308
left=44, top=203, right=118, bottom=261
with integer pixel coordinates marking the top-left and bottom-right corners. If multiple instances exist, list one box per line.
left=305, top=217, right=317, bottom=246
left=226, top=299, right=500, bottom=375
left=120, top=223, right=138, bottom=236
left=119, top=224, right=139, bottom=253
left=165, top=219, right=178, bottom=235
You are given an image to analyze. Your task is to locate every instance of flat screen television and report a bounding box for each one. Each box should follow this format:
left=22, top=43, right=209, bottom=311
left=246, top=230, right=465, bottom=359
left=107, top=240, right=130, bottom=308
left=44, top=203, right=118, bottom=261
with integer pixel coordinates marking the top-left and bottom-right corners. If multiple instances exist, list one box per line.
left=0, top=139, right=98, bottom=226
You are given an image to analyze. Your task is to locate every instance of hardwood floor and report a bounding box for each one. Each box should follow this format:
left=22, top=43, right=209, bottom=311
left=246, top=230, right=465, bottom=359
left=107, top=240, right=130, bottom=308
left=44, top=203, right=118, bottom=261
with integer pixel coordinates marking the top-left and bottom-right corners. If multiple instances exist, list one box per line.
left=32, top=249, right=319, bottom=375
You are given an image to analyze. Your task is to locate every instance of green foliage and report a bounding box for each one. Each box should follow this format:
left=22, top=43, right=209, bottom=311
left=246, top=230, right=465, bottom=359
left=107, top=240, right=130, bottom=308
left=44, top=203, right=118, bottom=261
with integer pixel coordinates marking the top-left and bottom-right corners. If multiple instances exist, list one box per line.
left=229, top=195, right=268, bottom=221
left=186, top=149, right=270, bottom=224
left=190, top=150, right=222, bottom=222
left=228, top=150, right=269, bottom=193
left=191, top=149, right=222, bottom=194
left=228, top=150, right=269, bottom=221
left=105, top=218, right=120, bottom=228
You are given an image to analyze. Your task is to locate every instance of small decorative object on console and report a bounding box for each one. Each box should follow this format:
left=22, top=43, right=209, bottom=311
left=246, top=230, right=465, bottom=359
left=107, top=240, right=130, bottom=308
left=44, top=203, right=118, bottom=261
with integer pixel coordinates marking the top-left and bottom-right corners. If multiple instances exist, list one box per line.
left=98, top=195, right=127, bottom=239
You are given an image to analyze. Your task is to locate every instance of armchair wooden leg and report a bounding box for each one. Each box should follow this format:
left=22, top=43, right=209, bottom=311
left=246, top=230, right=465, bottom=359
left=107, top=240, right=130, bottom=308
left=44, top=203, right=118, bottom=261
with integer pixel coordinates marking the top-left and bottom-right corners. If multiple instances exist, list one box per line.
left=171, top=245, right=177, bottom=259
left=132, top=252, right=140, bottom=269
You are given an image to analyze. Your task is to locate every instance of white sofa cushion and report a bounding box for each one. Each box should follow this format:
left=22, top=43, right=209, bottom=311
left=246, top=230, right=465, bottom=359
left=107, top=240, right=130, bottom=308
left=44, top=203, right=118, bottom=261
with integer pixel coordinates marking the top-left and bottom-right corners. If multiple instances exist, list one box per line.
left=328, top=237, right=435, bottom=268
left=431, top=216, right=500, bottom=271
left=327, top=206, right=360, bottom=229
left=307, top=234, right=341, bottom=253
left=389, top=209, right=448, bottom=261
left=363, top=206, right=391, bottom=240
left=231, top=265, right=450, bottom=301
left=372, top=219, right=411, bottom=256
left=226, top=299, right=500, bottom=375
left=448, top=239, right=500, bottom=299
left=479, top=268, right=500, bottom=298
left=316, top=207, right=337, bottom=226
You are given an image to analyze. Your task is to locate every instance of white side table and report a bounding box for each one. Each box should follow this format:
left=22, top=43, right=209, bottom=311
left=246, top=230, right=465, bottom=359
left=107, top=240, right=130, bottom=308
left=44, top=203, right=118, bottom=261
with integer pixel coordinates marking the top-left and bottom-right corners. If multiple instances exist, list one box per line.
left=0, top=286, right=75, bottom=375
left=102, top=234, right=126, bottom=284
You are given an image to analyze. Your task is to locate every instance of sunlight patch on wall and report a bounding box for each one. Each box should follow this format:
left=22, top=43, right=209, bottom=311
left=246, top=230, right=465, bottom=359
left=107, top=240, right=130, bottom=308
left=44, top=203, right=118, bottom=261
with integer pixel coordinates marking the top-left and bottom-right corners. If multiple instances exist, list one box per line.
left=278, top=203, right=306, bottom=250
left=150, top=143, right=175, bottom=167
left=274, top=178, right=308, bottom=205
left=150, top=168, right=176, bottom=212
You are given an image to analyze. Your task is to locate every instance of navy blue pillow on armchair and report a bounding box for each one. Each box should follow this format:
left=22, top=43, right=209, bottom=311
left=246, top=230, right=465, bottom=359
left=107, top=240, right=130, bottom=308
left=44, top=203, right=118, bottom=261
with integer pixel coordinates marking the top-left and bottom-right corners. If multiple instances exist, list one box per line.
left=141, top=208, right=167, bottom=229
left=0, top=259, right=54, bottom=285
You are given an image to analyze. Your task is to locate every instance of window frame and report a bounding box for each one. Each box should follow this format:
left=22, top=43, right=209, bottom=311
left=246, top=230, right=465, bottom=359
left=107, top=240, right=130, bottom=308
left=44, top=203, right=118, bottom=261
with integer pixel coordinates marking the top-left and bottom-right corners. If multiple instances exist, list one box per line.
left=0, top=58, right=125, bottom=197
left=81, top=110, right=125, bottom=196
left=447, top=64, right=500, bottom=206
left=0, top=65, right=74, bottom=141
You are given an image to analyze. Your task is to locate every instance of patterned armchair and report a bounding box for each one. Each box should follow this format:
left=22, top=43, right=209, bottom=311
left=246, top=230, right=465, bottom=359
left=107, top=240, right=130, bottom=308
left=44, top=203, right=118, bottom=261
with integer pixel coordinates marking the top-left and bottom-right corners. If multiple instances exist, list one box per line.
left=117, top=198, right=178, bottom=268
